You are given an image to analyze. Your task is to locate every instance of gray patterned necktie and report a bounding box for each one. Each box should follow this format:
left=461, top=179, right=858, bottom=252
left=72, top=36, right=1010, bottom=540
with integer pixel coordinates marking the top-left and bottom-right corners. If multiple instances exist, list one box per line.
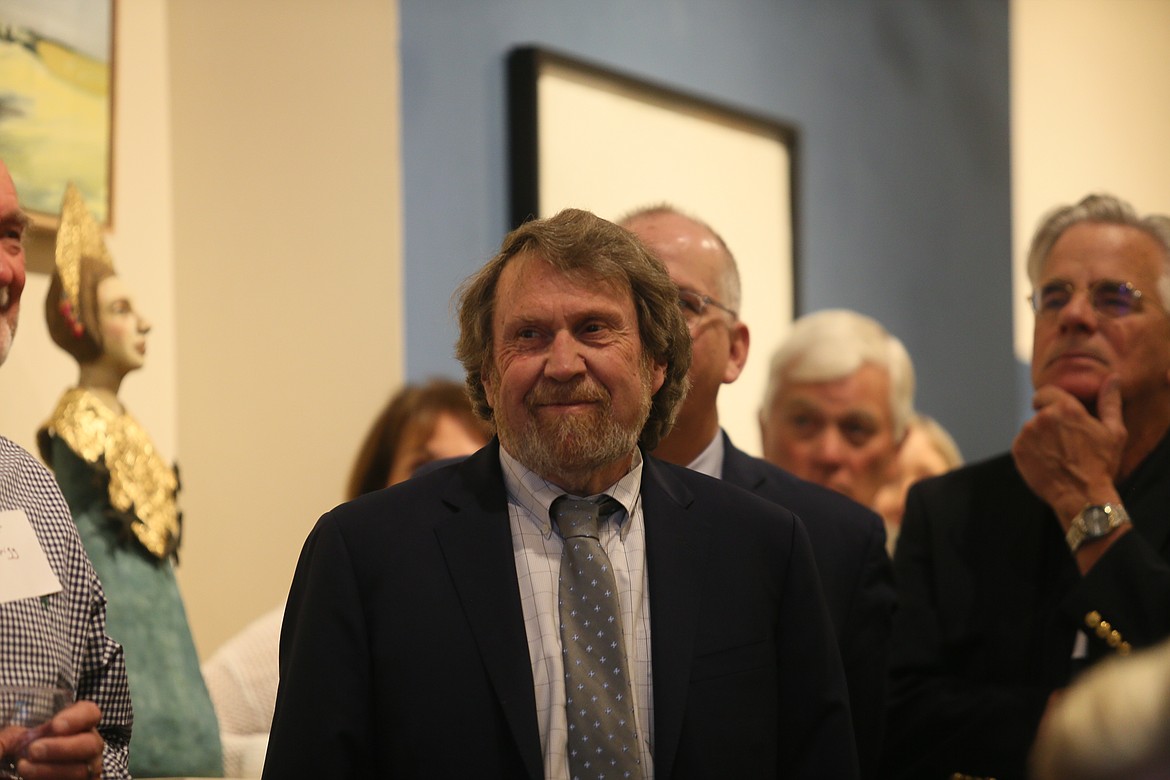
left=551, top=495, right=644, bottom=780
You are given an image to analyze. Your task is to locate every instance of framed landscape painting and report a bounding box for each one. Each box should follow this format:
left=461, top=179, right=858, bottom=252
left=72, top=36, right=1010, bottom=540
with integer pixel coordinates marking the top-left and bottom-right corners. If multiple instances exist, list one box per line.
left=0, top=0, right=114, bottom=226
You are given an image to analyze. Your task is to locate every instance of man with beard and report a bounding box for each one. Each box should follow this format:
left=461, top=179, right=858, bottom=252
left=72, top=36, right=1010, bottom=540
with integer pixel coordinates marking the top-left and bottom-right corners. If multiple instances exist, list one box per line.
left=622, top=205, right=894, bottom=779
left=264, top=208, right=856, bottom=779
left=885, top=194, right=1170, bottom=780
left=0, top=160, right=132, bottom=778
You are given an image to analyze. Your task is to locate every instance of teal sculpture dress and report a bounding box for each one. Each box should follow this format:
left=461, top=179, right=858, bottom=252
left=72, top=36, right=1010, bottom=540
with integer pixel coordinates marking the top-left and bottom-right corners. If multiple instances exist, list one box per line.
left=39, top=388, right=224, bottom=777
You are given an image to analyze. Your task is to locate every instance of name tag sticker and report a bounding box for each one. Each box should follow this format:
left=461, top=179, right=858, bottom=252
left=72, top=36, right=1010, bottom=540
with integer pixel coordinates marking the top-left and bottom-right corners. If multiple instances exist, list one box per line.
left=0, top=509, right=63, bottom=604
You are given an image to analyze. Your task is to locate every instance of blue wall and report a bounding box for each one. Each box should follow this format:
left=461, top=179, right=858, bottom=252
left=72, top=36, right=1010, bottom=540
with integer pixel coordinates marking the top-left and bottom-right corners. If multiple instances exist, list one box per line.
left=399, top=0, right=1014, bottom=461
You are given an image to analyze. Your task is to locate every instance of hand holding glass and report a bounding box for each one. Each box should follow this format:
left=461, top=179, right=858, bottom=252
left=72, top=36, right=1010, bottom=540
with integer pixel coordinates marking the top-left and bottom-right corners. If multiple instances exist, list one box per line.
left=0, top=686, right=75, bottom=779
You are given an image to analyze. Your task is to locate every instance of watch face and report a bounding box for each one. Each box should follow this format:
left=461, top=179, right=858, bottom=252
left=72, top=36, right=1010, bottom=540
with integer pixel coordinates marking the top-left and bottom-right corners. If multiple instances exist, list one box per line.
left=1082, top=506, right=1115, bottom=537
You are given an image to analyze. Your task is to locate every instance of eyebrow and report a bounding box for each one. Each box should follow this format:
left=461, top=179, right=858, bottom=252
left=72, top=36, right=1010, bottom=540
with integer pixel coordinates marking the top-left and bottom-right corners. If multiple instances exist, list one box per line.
left=1, top=209, right=32, bottom=236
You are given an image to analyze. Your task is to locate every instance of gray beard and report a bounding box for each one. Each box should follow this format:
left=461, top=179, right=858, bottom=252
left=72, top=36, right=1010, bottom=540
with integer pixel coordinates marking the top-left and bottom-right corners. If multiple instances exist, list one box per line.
left=495, top=372, right=653, bottom=488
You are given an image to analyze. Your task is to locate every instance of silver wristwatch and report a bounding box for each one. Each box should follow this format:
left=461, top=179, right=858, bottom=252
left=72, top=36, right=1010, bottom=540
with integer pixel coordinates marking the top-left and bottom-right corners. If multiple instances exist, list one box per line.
left=1066, top=503, right=1130, bottom=553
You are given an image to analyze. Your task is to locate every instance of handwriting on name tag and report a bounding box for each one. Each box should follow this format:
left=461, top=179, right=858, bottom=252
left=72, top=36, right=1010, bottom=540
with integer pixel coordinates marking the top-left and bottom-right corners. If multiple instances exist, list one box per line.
left=0, top=509, right=63, bottom=605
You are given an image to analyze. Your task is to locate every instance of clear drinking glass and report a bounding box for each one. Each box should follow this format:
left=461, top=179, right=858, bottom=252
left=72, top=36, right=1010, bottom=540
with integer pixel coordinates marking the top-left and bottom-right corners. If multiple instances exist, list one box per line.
left=0, top=685, right=75, bottom=779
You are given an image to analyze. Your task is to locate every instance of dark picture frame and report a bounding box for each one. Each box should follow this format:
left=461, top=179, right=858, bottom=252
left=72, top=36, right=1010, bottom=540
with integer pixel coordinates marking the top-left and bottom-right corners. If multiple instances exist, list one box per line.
left=507, top=45, right=799, bottom=454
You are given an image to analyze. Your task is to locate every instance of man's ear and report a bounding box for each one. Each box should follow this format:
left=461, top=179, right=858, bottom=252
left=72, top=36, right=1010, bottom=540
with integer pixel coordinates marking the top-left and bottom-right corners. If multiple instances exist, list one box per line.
left=649, top=359, right=667, bottom=395
left=723, top=322, right=750, bottom=384
left=480, top=367, right=495, bottom=408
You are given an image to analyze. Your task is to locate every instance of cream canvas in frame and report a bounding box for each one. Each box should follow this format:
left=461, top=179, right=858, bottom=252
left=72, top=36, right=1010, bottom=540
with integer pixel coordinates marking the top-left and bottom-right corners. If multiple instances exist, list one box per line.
left=509, top=47, right=796, bottom=455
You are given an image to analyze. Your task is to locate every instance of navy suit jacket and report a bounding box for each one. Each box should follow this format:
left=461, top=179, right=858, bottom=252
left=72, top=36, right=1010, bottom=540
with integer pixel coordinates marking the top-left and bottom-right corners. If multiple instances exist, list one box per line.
left=264, top=441, right=858, bottom=779
left=721, top=434, right=895, bottom=779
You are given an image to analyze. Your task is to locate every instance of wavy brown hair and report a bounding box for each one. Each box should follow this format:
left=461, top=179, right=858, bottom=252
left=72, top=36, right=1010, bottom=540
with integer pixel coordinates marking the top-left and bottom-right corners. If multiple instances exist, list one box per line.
left=454, top=208, right=691, bottom=452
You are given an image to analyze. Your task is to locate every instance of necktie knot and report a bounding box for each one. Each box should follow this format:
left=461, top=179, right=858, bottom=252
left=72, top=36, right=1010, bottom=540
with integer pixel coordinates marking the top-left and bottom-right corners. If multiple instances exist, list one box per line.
left=550, top=495, right=623, bottom=540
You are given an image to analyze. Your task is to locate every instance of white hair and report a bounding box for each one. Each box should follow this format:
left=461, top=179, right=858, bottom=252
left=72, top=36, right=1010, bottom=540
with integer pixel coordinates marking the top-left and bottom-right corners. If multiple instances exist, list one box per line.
left=761, top=309, right=915, bottom=440
left=1026, top=193, right=1170, bottom=306
left=1030, top=638, right=1170, bottom=780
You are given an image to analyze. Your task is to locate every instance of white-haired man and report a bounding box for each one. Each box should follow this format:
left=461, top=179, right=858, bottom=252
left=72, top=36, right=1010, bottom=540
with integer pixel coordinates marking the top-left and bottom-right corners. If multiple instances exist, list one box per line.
left=886, top=194, right=1170, bottom=780
left=759, top=308, right=915, bottom=508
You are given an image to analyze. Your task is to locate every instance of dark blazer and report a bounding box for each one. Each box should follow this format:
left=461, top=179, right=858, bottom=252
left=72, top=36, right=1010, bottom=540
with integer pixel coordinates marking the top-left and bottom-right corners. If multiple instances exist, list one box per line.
left=884, top=436, right=1170, bottom=780
left=264, top=441, right=858, bottom=779
left=720, top=434, right=894, bottom=779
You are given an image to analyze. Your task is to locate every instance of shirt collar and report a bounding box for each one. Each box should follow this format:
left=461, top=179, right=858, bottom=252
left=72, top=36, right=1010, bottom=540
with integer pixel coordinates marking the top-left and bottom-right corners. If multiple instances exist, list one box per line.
left=686, top=428, right=725, bottom=480
left=498, top=444, right=643, bottom=539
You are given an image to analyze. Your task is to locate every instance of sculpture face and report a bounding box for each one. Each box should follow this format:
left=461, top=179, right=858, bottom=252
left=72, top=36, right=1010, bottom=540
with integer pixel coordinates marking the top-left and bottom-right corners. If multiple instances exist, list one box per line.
left=93, top=275, right=150, bottom=374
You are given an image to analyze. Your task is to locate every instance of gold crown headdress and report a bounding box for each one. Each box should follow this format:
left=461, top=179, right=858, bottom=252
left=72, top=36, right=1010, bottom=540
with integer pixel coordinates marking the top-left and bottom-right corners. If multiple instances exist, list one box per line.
left=54, top=183, right=115, bottom=338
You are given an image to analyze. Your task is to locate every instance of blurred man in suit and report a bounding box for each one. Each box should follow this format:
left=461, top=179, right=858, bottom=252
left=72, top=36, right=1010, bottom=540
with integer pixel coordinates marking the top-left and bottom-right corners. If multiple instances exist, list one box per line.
left=623, top=205, right=893, bottom=777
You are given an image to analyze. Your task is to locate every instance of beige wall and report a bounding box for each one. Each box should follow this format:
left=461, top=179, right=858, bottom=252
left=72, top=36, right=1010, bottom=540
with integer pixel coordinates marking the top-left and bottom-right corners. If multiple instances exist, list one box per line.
left=1012, top=0, right=1170, bottom=360
left=0, top=0, right=403, bottom=659
left=167, top=0, right=403, bottom=657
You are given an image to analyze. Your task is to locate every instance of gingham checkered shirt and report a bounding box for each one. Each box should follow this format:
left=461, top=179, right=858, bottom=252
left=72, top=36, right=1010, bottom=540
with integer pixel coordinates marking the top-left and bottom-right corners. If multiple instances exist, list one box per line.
left=0, top=436, right=132, bottom=778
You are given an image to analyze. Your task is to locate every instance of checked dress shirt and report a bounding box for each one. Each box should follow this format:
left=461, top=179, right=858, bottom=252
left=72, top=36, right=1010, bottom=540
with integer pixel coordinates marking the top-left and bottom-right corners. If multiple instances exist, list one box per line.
left=0, top=436, right=133, bottom=778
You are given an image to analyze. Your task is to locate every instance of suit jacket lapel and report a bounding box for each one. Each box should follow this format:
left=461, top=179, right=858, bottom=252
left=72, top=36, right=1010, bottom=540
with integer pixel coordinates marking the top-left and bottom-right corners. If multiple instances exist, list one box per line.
left=640, top=456, right=713, bottom=779
left=432, top=442, right=544, bottom=780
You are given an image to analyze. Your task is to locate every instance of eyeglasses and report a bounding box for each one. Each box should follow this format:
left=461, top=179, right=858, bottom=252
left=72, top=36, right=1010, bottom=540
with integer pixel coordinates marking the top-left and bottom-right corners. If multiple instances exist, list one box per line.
left=678, top=289, right=737, bottom=327
left=1028, top=279, right=1152, bottom=319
